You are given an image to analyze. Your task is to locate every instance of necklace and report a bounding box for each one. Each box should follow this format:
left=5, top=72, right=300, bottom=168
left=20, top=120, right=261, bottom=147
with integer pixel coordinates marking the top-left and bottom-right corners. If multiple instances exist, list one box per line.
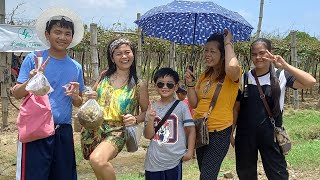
left=110, top=72, right=129, bottom=86
left=202, top=78, right=220, bottom=99
left=202, top=79, right=212, bottom=96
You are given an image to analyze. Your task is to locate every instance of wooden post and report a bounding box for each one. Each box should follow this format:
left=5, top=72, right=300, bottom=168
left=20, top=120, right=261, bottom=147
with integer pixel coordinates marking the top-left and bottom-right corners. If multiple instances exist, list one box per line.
left=137, top=13, right=142, bottom=78
left=90, top=23, right=99, bottom=84
left=0, top=0, right=4, bottom=24
left=0, top=0, right=9, bottom=128
left=169, top=42, right=176, bottom=69
left=256, top=0, right=264, bottom=38
left=0, top=53, right=9, bottom=129
left=146, top=50, right=151, bottom=84
left=290, top=31, right=299, bottom=109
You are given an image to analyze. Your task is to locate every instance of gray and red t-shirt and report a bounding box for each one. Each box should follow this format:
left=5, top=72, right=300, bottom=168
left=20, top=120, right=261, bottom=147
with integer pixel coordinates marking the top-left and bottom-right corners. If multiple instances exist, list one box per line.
left=144, top=99, right=194, bottom=172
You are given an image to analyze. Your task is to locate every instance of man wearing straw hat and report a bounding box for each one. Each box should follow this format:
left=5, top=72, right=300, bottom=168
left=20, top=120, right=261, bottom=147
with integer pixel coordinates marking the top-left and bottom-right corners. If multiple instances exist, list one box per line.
left=12, top=7, right=85, bottom=180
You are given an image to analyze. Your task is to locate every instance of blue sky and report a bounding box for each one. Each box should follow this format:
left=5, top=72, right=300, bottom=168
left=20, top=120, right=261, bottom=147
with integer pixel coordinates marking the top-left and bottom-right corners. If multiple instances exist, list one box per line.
left=5, top=0, right=320, bottom=38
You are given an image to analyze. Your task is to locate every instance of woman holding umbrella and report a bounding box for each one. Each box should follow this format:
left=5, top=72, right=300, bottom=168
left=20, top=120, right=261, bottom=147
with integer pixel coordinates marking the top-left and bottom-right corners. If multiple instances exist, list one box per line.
left=185, top=29, right=241, bottom=179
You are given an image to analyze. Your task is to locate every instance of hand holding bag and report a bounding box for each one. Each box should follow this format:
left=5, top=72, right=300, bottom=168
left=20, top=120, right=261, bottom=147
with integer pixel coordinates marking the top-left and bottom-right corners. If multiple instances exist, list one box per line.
left=195, top=78, right=224, bottom=149
left=25, top=52, right=53, bottom=96
left=252, top=69, right=291, bottom=155
left=76, top=97, right=104, bottom=130
left=17, top=93, right=55, bottom=143
left=125, top=124, right=143, bottom=152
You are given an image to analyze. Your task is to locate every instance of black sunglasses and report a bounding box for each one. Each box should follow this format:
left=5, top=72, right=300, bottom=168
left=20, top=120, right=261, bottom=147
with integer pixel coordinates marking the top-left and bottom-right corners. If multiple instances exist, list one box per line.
left=156, top=82, right=175, bottom=89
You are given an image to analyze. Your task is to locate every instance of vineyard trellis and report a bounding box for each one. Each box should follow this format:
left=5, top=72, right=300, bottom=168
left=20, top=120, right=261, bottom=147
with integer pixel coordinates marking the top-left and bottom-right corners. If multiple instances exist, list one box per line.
left=69, top=26, right=320, bottom=107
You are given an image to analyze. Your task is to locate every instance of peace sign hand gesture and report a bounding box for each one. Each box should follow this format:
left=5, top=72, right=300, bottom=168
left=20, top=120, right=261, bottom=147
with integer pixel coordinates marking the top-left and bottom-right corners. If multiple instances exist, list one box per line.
left=29, top=55, right=51, bottom=79
left=146, top=102, right=156, bottom=122
left=263, top=50, right=288, bottom=69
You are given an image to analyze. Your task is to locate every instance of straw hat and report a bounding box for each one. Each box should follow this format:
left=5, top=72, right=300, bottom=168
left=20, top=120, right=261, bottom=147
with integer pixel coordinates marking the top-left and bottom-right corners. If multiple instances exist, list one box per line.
left=36, top=7, right=84, bottom=49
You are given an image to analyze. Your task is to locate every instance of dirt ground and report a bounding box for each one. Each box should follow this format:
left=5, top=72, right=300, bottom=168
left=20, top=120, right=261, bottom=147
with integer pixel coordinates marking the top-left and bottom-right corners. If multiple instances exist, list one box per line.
left=1, top=90, right=320, bottom=180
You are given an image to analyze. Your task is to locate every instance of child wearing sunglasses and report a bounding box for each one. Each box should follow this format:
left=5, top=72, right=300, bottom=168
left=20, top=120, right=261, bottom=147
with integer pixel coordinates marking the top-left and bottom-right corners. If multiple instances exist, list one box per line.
left=144, top=68, right=196, bottom=180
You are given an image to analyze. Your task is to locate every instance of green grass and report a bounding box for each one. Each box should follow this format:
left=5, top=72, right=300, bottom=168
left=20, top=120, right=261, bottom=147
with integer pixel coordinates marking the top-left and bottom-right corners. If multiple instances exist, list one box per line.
left=116, top=155, right=236, bottom=179
left=283, top=109, right=320, bottom=170
left=117, top=174, right=143, bottom=180
left=286, top=140, right=320, bottom=170
left=220, top=156, right=236, bottom=171
left=283, top=109, right=320, bottom=143
left=74, top=143, right=84, bottom=164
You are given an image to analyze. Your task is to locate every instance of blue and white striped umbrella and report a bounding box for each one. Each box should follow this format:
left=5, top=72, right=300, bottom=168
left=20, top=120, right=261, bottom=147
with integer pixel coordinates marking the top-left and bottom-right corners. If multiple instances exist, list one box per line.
left=135, top=0, right=254, bottom=45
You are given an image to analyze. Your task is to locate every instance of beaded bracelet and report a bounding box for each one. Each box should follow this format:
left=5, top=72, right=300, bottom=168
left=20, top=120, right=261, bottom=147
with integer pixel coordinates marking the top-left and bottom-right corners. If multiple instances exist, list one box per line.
left=225, top=42, right=233, bottom=48
left=186, top=81, right=196, bottom=87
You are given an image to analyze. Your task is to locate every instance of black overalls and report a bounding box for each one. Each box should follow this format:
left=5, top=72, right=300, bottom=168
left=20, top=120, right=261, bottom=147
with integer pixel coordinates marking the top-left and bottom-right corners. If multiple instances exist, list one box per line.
left=235, top=71, right=289, bottom=180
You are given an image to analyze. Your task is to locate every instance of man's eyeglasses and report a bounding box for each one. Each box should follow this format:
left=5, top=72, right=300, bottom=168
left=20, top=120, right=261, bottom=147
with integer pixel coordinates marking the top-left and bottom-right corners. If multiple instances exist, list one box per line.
left=156, top=82, right=175, bottom=89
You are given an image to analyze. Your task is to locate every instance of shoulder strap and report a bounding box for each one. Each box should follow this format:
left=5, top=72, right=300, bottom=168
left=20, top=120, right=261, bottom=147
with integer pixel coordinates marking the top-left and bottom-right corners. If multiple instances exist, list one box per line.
left=251, top=69, right=273, bottom=120
left=243, top=72, right=249, bottom=97
left=206, top=78, right=224, bottom=115
left=276, top=69, right=281, bottom=78
left=153, top=100, right=180, bottom=138
left=209, top=80, right=223, bottom=113
left=243, top=72, right=248, bottom=85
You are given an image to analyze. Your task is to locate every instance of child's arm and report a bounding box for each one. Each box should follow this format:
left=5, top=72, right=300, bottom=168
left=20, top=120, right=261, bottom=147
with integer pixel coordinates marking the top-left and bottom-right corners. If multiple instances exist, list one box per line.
left=182, top=125, right=196, bottom=161
left=144, top=103, right=156, bottom=139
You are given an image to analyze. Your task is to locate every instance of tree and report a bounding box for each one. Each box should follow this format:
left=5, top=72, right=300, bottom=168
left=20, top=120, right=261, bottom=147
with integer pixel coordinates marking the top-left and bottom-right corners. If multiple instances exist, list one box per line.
left=7, top=2, right=27, bottom=25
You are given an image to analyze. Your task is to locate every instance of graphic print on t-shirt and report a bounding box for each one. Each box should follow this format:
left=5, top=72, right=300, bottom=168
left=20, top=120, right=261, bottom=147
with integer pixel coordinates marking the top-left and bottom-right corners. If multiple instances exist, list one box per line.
left=153, top=114, right=178, bottom=145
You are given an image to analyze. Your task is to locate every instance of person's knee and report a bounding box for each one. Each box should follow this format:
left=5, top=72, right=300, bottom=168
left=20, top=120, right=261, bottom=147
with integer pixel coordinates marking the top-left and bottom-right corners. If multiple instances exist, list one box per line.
left=89, top=153, right=112, bottom=169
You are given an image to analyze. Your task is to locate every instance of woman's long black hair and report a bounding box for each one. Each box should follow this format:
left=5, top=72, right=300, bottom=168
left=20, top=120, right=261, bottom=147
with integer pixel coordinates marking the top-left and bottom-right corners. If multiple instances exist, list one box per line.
left=204, top=33, right=226, bottom=80
left=251, top=38, right=281, bottom=117
left=100, top=38, right=138, bottom=89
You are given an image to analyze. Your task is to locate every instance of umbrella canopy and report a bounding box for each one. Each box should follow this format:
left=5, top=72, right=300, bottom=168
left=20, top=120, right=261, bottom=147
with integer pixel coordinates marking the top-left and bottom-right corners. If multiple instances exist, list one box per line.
left=135, top=0, right=254, bottom=45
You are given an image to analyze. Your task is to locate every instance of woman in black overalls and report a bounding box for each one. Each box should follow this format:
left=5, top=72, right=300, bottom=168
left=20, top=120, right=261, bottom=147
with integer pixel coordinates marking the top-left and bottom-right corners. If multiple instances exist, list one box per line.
left=231, top=38, right=316, bottom=180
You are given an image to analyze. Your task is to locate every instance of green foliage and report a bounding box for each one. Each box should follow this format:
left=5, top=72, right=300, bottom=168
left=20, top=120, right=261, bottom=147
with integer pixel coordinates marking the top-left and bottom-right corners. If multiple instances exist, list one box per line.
left=73, top=25, right=320, bottom=58
left=72, top=25, right=320, bottom=85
